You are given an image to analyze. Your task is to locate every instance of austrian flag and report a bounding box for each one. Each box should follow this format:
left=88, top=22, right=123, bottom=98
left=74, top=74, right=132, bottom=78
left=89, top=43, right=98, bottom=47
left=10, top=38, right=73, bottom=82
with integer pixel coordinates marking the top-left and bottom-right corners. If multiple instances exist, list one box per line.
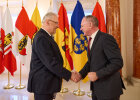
left=13, top=7, right=30, bottom=65
left=0, top=7, right=17, bottom=76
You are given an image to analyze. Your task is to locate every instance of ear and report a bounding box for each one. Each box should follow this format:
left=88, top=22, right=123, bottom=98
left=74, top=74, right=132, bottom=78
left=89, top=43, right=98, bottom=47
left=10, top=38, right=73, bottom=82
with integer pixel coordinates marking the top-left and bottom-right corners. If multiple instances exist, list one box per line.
left=46, top=19, right=49, bottom=25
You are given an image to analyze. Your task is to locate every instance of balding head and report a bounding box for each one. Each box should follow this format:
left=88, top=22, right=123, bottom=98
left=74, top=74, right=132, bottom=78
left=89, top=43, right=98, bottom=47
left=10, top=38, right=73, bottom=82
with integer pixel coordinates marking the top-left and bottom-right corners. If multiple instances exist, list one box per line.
left=84, top=15, right=99, bottom=27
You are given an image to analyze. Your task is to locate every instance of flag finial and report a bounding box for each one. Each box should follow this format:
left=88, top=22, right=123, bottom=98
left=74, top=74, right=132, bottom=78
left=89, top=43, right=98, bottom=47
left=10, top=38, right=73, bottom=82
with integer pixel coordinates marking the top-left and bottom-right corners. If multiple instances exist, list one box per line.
left=36, top=0, right=38, bottom=7
left=7, top=0, right=8, bottom=7
left=50, top=0, right=52, bottom=6
left=22, top=0, right=23, bottom=7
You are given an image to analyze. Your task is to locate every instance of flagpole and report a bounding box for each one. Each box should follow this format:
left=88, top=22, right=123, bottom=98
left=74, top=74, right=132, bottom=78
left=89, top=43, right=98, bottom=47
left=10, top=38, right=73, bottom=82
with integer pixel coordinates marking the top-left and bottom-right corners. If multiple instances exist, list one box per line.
left=36, top=0, right=38, bottom=6
left=87, top=91, right=92, bottom=98
left=58, top=0, right=69, bottom=93
left=4, top=72, right=14, bottom=89
left=15, top=62, right=25, bottom=89
left=7, top=0, right=8, bottom=7
left=22, top=0, right=23, bottom=7
left=60, top=45, right=69, bottom=93
left=50, top=0, right=52, bottom=6
left=3, top=0, right=14, bottom=90
left=73, top=81, right=85, bottom=96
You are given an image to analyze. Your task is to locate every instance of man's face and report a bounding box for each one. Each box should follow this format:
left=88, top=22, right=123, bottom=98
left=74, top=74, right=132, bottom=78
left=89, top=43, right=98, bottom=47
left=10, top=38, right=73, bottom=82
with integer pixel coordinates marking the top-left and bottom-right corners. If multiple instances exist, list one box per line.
left=80, top=18, right=91, bottom=36
left=49, top=16, right=59, bottom=35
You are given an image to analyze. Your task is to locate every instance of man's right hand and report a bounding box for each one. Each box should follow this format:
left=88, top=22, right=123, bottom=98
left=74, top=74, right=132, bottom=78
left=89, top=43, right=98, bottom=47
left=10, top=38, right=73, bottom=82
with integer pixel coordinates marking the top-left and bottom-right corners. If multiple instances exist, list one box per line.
left=71, top=71, right=82, bottom=83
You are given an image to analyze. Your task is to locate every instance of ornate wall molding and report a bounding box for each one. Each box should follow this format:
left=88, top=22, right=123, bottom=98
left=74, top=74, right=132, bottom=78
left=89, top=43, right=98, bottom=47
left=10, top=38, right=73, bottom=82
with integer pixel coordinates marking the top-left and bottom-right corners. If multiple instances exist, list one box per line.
left=57, top=0, right=96, bottom=12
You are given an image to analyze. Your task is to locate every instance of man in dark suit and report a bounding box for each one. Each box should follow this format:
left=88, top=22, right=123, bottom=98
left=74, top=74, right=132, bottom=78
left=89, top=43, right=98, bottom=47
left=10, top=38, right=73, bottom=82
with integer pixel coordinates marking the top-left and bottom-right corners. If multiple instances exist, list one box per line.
left=75, top=15, right=125, bottom=100
left=27, top=12, right=79, bottom=100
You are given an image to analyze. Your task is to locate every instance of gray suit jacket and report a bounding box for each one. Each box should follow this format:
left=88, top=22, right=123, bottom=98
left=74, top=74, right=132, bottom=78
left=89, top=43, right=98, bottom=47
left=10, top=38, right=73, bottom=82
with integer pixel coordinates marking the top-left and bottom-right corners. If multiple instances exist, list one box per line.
left=27, top=28, right=71, bottom=94
left=80, top=30, right=125, bottom=99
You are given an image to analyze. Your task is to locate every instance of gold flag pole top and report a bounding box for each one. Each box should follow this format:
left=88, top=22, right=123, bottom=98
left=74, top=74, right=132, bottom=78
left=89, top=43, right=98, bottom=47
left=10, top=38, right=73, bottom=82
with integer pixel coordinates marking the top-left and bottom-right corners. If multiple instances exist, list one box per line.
left=50, top=0, right=52, bottom=6
left=36, top=0, right=38, bottom=6
left=7, top=0, right=8, bottom=7
left=15, top=62, right=26, bottom=89
left=22, top=0, right=23, bottom=7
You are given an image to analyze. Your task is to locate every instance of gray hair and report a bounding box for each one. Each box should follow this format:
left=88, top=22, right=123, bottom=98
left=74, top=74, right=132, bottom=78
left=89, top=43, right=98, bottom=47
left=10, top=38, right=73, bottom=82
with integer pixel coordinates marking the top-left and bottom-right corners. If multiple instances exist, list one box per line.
left=42, top=12, right=57, bottom=23
left=85, top=15, right=99, bottom=27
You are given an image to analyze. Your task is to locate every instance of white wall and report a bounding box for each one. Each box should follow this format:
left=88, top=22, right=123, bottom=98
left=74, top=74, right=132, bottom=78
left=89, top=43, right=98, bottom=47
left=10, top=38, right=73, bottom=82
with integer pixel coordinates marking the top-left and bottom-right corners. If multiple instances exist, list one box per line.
left=0, top=6, right=2, bottom=28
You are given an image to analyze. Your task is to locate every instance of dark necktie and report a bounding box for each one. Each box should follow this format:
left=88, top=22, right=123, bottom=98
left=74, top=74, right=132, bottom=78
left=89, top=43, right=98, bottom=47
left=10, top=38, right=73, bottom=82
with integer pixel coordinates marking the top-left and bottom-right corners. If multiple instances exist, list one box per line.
left=88, top=37, right=92, bottom=55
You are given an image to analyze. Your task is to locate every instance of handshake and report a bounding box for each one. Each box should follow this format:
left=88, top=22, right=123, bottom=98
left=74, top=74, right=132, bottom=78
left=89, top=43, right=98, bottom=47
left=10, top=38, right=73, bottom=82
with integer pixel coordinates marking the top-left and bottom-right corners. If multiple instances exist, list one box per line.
left=70, top=71, right=82, bottom=83
left=70, top=71, right=98, bottom=83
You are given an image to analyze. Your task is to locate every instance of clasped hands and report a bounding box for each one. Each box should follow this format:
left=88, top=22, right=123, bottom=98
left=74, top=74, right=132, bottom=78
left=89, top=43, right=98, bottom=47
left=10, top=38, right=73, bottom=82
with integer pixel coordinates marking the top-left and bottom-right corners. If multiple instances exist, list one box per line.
left=71, top=71, right=98, bottom=83
left=71, top=71, right=81, bottom=83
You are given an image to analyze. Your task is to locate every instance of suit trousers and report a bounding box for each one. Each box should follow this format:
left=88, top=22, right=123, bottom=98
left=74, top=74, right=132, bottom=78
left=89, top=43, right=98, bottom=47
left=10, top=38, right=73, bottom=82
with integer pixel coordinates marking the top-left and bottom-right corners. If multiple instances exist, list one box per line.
left=34, top=93, right=55, bottom=100
left=92, top=92, right=120, bottom=100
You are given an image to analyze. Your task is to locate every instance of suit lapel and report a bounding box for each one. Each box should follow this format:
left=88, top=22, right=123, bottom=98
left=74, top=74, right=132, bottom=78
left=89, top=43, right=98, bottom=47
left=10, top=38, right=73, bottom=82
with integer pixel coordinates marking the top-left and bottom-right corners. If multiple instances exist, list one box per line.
left=90, top=31, right=101, bottom=57
left=40, top=29, right=62, bottom=57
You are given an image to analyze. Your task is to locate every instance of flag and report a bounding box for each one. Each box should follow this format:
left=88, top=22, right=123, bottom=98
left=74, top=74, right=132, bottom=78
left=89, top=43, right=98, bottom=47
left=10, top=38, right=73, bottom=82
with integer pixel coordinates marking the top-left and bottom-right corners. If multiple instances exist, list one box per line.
left=27, top=5, right=41, bottom=53
left=54, top=3, right=73, bottom=71
left=69, top=0, right=88, bottom=82
left=0, top=7, right=17, bottom=76
left=25, top=5, right=42, bottom=71
left=13, top=7, right=30, bottom=65
left=92, top=2, right=106, bottom=33
left=0, top=31, right=5, bottom=74
left=28, top=5, right=41, bottom=42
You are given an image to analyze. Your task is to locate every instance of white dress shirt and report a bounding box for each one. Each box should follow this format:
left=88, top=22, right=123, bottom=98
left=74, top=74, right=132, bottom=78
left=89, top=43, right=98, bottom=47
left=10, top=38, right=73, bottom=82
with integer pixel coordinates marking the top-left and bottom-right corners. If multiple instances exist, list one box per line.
left=89, top=30, right=99, bottom=49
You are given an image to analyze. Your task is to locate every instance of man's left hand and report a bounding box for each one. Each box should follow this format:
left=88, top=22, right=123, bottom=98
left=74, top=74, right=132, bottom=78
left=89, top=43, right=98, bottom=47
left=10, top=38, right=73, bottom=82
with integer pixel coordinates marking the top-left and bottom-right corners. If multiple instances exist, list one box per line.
left=88, top=72, right=98, bottom=82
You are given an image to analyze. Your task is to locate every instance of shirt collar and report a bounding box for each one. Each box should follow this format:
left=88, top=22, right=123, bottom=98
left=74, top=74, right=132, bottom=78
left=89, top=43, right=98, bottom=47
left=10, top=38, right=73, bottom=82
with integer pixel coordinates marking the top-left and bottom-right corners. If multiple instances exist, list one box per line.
left=90, top=29, right=99, bottom=39
left=41, top=28, right=51, bottom=36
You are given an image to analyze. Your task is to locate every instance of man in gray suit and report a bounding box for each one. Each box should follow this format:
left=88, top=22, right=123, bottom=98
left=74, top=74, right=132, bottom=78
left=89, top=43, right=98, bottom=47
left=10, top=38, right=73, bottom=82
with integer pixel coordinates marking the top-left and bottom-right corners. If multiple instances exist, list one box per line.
left=75, top=15, right=125, bottom=100
left=27, top=12, right=79, bottom=100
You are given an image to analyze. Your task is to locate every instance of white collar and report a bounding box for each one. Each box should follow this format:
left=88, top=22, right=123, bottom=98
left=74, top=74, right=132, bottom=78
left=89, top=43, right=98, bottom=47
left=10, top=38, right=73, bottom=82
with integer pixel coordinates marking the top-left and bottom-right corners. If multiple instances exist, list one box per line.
left=41, top=28, right=51, bottom=36
left=90, top=29, right=99, bottom=39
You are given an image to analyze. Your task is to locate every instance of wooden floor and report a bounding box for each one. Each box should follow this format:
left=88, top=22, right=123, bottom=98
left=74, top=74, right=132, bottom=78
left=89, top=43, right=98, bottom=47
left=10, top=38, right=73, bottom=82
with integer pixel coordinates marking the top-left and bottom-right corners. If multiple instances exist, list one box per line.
left=0, top=73, right=140, bottom=100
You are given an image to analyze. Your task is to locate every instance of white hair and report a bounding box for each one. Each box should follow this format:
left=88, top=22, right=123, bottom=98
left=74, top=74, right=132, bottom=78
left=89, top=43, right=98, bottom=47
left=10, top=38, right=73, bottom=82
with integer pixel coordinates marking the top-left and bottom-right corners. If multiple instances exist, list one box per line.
left=42, top=12, right=57, bottom=24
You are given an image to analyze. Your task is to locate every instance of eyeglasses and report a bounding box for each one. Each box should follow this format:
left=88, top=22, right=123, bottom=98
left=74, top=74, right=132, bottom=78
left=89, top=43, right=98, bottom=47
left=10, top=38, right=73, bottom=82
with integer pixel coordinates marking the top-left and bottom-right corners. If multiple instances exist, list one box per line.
left=49, top=19, right=58, bottom=24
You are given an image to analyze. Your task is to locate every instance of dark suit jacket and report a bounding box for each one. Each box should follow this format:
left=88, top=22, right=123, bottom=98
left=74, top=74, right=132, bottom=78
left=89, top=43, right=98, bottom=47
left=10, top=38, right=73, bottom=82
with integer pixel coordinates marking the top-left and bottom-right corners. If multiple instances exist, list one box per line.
left=80, top=30, right=125, bottom=99
left=27, top=28, right=71, bottom=94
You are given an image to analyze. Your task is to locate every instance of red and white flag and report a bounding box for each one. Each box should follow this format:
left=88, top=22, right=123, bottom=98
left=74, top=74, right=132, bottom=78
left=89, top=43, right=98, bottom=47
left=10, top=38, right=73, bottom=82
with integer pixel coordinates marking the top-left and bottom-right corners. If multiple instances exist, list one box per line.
left=13, top=7, right=30, bottom=65
left=92, top=2, right=106, bottom=33
left=0, top=31, right=5, bottom=74
left=0, top=7, right=17, bottom=76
